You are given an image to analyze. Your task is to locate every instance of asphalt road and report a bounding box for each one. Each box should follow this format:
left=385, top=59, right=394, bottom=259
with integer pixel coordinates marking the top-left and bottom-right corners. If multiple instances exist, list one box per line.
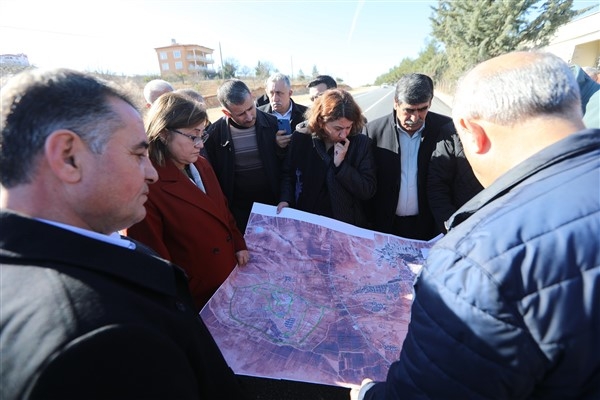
left=352, top=85, right=453, bottom=122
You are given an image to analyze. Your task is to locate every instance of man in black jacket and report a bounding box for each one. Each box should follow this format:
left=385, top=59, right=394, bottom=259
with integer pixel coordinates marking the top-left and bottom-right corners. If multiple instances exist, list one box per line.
left=205, top=79, right=286, bottom=232
left=427, top=121, right=483, bottom=233
left=307, top=74, right=337, bottom=102
left=0, top=69, right=247, bottom=400
left=365, top=73, right=451, bottom=240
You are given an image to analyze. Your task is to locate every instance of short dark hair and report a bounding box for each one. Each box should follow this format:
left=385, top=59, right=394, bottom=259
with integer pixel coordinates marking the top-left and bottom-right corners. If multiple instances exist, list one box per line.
left=217, top=79, right=252, bottom=110
left=394, top=73, right=434, bottom=105
left=307, top=75, right=337, bottom=90
left=1, top=68, right=135, bottom=188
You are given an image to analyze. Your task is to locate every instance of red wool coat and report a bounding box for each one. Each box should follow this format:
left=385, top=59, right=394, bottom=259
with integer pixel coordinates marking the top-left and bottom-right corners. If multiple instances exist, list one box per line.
left=127, top=156, right=247, bottom=310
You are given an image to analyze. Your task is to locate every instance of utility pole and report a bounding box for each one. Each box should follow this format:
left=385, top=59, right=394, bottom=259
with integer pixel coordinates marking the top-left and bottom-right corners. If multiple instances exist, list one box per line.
left=290, top=56, right=294, bottom=81
left=219, top=42, right=224, bottom=80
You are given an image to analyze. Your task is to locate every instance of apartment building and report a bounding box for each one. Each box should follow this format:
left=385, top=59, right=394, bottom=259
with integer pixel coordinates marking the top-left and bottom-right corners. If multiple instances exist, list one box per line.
left=154, top=39, right=215, bottom=77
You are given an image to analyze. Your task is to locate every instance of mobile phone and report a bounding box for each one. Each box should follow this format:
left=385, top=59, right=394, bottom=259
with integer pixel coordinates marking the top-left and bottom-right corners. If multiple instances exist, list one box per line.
left=278, top=119, right=292, bottom=135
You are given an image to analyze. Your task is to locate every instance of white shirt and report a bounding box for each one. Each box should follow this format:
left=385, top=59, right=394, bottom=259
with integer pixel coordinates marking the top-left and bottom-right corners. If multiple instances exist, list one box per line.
left=271, top=101, right=293, bottom=120
left=36, top=218, right=136, bottom=249
left=396, top=123, right=425, bottom=216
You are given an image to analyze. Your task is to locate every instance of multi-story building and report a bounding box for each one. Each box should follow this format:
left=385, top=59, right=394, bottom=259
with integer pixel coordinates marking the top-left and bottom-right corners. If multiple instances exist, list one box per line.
left=154, top=39, right=215, bottom=77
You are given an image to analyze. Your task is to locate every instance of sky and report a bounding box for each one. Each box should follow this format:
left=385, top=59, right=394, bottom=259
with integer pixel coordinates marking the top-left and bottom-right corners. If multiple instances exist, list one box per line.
left=1, top=0, right=597, bottom=87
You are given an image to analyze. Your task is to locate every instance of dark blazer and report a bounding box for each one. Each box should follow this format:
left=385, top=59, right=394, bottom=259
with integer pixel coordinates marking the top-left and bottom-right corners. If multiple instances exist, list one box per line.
left=258, top=98, right=308, bottom=133
left=204, top=110, right=284, bottom=227
left=127, top=157, right=246, bottom=310
left=0, top=211, right=246, bottom=400
left=366, top=110, right=452, bottom=240
left=280, top=131, right=376, bottom=228
left=255, top=93, right=269, bottom=107
left=427, top=122, right=483, bottom=232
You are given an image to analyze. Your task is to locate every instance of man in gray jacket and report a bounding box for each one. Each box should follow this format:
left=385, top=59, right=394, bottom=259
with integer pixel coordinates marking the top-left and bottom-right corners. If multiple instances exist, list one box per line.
left=353, top=51, right=599, bottom=399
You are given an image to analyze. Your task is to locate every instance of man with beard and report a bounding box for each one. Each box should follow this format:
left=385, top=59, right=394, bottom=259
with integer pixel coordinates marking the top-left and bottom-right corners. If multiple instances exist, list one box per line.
left=365, top=73, right=451, bottom=240
left=204, top=79, right=286, bottom=232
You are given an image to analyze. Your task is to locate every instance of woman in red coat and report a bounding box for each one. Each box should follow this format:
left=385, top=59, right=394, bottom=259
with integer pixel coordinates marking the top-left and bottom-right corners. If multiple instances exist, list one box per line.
left=128, top=92, right=249, bottom=311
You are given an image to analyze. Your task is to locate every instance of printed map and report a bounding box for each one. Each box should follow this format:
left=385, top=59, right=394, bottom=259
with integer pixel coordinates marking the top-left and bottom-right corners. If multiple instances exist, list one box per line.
left=200, top=203, right=438, bottom=388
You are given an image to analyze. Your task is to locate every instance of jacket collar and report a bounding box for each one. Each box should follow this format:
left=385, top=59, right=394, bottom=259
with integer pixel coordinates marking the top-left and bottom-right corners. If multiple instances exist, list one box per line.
left=448, top=129, right=600, bottom=230
left=215, top=109, right=275, bottom=148
left=152, top=159, right=225, bottom=221
left=0, top=211, right=181, bottom=297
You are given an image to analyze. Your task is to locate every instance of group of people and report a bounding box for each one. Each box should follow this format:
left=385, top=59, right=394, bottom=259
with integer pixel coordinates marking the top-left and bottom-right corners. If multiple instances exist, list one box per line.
left=1, top=50, right=598, bottom=400
left=194, top=71, right=482, bottom=243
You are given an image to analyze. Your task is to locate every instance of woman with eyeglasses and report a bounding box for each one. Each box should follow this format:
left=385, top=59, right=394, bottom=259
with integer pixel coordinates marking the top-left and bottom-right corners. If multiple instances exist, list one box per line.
left=128, top=92, right=249, bottom=311
left=277, top=89, right=376, bottom=228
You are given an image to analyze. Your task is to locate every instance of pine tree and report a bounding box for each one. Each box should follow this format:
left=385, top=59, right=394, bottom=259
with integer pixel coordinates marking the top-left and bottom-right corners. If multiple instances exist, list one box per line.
left=431, top=0, right=580, bottom=80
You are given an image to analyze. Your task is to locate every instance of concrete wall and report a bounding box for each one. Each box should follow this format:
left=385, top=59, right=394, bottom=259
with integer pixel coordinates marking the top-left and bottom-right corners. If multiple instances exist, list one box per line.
left=543, top=11, right=600, bottom=68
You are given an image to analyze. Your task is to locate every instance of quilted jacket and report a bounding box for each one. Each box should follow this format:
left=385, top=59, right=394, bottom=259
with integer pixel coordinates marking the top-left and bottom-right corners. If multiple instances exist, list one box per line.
left=365, top=129, right=600, bottom=399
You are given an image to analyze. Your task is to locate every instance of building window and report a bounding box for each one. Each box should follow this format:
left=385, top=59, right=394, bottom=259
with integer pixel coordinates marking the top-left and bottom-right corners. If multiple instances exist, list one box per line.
left=159, top=52, right=167, bottom=60
left=175, top=61, right=183, bottom=70
left=162, top=63, right=169, bottom=71
left=173, top=50, right=181, bottom=59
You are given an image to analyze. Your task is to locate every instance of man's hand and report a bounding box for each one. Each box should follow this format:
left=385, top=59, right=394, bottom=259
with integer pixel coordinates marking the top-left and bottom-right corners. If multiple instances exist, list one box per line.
left=275, top=130, right=292, bottom=148
left=276, top=201, right=289, bottom=214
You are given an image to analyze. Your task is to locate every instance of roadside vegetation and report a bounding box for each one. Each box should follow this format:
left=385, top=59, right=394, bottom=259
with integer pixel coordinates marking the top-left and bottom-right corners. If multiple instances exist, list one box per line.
left=375, top=0, right=592, bottom=92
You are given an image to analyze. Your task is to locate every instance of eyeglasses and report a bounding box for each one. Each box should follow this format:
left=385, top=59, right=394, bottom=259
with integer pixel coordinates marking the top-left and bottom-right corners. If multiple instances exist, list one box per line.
left=170, top=129, right=209, bottom=145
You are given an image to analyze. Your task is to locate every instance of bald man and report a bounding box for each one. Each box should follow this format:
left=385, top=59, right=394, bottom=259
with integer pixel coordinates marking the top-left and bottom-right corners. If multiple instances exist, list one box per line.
left=143, top=79, right=174, bottom=107
left=352, top=52, right=600, bottom=400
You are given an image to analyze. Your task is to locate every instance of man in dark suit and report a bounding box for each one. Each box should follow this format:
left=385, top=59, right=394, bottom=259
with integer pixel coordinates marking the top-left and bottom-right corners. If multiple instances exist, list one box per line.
left=366, top=73, right=451, bottom=240
left=258, top=72, right=308, bottom=135
left=0, top=69, right=246, bottom=399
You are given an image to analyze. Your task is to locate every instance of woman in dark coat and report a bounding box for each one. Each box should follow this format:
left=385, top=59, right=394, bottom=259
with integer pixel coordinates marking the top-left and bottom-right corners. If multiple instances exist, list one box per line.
left=277, top=89, right=376, bottom=228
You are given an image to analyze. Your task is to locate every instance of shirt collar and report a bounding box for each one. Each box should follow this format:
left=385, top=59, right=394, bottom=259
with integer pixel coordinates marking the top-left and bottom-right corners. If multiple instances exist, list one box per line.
left=396, top=121, right=426, bottom=137
left=35, top=218, right=136, bottom=249
left=272, top=101, right=293, bottom=120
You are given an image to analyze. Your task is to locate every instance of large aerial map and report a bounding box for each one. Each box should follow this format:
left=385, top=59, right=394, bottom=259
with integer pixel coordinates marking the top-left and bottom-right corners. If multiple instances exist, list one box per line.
left=200, top=204, right=438, bottom=388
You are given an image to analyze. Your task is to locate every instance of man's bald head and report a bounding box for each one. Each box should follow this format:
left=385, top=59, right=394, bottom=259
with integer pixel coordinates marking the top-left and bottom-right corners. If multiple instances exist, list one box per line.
left=452, top=52, right=586, bottom=188
left=452, top=52, right=582, bottom=127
